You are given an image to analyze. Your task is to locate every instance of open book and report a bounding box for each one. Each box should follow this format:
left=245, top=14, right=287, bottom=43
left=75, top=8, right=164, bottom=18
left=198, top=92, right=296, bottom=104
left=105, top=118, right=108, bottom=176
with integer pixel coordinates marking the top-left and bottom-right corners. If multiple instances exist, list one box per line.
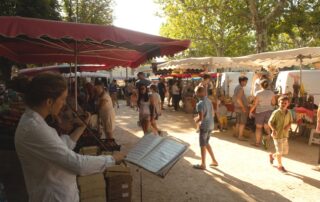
left=125, top=134, right=188, bottom=177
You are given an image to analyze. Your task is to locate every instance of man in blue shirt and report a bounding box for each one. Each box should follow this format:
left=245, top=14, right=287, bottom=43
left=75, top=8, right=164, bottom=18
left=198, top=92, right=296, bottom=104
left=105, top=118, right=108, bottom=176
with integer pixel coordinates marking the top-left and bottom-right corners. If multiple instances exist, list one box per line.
left=193, top=86, right=218, bottom=170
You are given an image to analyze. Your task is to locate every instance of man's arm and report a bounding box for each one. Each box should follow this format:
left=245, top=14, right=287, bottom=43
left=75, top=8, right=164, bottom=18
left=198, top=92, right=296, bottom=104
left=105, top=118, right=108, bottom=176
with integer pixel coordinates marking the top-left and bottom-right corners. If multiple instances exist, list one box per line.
left=236, top=88, right=246, bottom=112
left=268, top=112, right=277, bottom=136
left=284, top=112, right=292, bottom=131
left=249, top=97, right=258, bottom=117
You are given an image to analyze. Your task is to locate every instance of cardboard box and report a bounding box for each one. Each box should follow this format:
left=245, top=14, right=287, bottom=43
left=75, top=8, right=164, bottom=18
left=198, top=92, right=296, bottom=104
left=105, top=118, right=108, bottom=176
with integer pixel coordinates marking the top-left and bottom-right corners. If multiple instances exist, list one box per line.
left=80, top=188, right=106, bottom=199
left=80, top=196, right=106, bottom=202
left=105, top=165, right=132, bottom=202
left=77, top=173, right=104, bottom=186
left=78, top=182, right=106, bottom=193
left=79, top=146, right=99, bottom=155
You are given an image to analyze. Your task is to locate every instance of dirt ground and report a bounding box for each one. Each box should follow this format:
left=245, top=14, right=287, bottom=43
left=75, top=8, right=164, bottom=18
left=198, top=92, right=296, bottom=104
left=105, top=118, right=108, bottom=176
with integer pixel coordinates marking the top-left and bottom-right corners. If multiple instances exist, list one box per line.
left=114, top=101, right=320, bottom=202
left=1, top=100, right=319, bottom=202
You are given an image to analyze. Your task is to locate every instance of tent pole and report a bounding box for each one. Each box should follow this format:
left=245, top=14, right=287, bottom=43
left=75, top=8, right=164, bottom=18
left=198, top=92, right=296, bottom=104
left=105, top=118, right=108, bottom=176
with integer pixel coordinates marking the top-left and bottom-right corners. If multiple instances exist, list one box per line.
left=74, top=0, right=79, bottom=111
left=74, top=43, right=78, bottom=111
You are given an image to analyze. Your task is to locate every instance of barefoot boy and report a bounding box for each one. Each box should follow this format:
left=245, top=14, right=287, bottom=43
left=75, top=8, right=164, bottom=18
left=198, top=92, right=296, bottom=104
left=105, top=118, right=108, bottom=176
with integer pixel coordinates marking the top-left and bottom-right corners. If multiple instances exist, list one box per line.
left=193, top=86, right=218, bottom=170
left=268, top=96, right=292, bottom=172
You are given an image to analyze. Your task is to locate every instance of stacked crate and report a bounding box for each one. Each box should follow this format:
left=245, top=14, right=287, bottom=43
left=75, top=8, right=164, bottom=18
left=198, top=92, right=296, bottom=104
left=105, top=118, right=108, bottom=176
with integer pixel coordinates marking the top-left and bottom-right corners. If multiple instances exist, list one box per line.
left=77, top=173, right=106, bottom=202
left=105, top=164, right=132, bottom=202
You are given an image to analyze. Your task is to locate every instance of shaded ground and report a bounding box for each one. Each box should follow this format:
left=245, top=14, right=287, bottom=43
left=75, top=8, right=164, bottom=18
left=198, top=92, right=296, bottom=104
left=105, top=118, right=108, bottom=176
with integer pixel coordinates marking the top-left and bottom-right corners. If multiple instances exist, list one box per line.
left=115, top=101, right=320, bottom=202
left=1, top=100, right=319, bottom=202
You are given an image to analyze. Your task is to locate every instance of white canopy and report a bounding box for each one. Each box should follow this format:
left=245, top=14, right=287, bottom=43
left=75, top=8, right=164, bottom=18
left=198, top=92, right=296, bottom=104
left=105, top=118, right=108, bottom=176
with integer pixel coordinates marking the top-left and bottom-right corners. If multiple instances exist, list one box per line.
left=158, top=47, right=320, bottom=70
left=158, top=56, right=257, bottom=70
left=233, top=47, right=320, bottom=69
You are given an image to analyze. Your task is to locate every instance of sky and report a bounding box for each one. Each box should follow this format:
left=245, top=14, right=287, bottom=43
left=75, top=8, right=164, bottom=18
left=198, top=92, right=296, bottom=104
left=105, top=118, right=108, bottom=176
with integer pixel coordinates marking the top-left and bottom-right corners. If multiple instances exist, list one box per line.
left=113, top=0, right=164, bottom=36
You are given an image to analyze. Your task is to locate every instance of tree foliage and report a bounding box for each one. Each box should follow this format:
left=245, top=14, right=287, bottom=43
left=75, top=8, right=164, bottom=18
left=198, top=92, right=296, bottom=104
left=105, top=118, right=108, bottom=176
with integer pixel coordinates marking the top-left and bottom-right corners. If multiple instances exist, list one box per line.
left=0, top=0, right=61, bottom=20
left=156, top=0, right=320, bottom=56
left=157, top=0, right=254, bottom=57
left=62, top=0, right=114, bottom=25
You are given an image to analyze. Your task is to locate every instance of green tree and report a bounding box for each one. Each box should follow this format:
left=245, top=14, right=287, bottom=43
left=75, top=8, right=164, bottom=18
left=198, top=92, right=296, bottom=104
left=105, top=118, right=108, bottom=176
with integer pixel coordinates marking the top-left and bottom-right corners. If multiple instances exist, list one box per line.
left=62, top=0, right=114, bottom=24
left=157, top=0, right=254, bottom=57
left=244, top=0, right=288, bottom=53
left=269, top=0, right=320, bottom=50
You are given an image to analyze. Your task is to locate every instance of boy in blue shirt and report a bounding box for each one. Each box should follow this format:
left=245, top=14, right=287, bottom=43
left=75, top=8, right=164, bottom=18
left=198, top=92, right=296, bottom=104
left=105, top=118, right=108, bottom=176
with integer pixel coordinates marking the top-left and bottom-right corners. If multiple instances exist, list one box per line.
left=193, top=86, right=218, bottom=170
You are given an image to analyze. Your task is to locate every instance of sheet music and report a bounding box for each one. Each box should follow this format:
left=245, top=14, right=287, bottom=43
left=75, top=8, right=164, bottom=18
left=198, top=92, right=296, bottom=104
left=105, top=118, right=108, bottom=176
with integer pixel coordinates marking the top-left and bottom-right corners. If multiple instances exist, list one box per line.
left=125, top=134, right=163, bottom=163
left=139, top=138, right=187, bottom=174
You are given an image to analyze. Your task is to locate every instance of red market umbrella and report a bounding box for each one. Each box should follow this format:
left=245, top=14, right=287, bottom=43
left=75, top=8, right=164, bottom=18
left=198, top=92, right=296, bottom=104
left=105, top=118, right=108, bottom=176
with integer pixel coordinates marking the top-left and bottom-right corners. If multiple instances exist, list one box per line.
left=0, top=16, right=190, bottom=67
left=0, top=16, right=190, bottom=110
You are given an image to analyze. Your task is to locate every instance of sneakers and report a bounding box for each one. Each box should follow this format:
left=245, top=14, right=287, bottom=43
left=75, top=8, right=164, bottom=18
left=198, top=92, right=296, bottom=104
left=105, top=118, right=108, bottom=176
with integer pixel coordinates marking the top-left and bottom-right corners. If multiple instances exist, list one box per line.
left=278, top=166, right=287, bottom=173
left=269, top=153, right=274, bottom=164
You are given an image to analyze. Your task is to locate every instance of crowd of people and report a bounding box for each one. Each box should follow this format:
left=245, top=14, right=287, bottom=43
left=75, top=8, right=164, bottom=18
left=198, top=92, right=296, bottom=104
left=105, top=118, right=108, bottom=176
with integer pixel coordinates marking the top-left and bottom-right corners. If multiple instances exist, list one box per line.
left=0, top=70, right=318, bottom=201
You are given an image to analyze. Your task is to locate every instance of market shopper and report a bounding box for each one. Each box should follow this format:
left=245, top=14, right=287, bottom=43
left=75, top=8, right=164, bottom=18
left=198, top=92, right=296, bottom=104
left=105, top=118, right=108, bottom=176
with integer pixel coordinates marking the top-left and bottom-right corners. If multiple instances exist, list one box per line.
left=158, top=78, right=167, bottom=110
left=109, top=79, right=119, bottom=108
left=249, top=79, right=276, bottom=149
left=172, top=80, right=181, bottom=111
left=94, top=80, right=116, bottom=140
left=193, top=86, right=218, bottom=170
left=135, top=72, right=151, bottom=90
left=313, top=102, right=320, bottom=172
left=196, top=74, right=211, bottom=96
left=137, top=84, right=152, bottom=134
left=149, top=84, right=162, bottom=135
left=268, top=96, right=292, bottom=172
left=14, top=73, right=125, bottom=202
left=233, top=76, right=249, bottom=141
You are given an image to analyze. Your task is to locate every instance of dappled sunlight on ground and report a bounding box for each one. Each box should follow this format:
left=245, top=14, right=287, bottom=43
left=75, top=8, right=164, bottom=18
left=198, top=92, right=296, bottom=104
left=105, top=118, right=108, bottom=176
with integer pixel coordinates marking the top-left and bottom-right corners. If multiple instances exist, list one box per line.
left=114, top=101, right=320, bottom=202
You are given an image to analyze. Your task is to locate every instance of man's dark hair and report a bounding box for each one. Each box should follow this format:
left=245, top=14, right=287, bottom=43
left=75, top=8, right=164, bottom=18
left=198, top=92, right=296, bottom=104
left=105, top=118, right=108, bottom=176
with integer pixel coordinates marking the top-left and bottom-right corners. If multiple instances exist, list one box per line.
left=137, top=72, right=144, bottom=77
left=238, top=76, right=248, bottom=83
left=278, top=95, right=289, bottom=102
left=203, top=74, right=211, bottom=80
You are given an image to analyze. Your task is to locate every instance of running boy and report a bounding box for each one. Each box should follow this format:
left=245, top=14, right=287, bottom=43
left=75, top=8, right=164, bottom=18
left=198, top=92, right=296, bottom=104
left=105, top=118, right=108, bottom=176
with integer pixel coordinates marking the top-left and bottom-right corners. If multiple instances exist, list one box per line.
left=268, top=96, right=292, bottom=172
left=193, top=86, right=218, bottom=170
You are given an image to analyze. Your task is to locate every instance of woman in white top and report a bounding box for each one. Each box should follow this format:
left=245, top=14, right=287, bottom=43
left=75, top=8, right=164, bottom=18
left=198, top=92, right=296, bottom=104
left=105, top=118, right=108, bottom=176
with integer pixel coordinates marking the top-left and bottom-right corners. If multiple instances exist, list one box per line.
left=14, top=73, right=124, bottom=202
left=149, top=84, right=162, bottom=135
left=138, top=84, right=152, bottom=134
left=172, top=81, right=181, bottom=111
left=249, top=79, right=276, bottom=148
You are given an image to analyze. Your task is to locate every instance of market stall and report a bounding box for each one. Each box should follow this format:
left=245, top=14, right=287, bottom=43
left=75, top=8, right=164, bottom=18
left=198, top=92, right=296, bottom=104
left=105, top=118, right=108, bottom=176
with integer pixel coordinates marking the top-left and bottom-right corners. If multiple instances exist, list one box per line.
left=0, top=16, right=190, bottom=151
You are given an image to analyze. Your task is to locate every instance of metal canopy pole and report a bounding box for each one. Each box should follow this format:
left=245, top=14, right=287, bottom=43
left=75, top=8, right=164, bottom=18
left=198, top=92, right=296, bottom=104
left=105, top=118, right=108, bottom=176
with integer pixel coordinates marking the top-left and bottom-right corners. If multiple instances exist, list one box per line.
left=296, top=54, right=312, bottom=96
left=74, top=44, right=78, bottom=111
left=74, top=0, right=79, bottom=111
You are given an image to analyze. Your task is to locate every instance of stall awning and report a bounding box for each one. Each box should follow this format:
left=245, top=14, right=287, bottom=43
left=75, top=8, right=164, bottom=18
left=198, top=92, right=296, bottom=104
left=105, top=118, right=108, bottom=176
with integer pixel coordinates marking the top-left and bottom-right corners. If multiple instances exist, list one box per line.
left=0, top=16, right=190, bottom=68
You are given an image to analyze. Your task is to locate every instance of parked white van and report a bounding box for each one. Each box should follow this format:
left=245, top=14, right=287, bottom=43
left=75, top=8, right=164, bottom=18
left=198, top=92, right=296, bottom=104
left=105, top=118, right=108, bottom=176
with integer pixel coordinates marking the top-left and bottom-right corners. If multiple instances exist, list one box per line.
left=275, top=70, right=320, bottom=104
left=219, top=72, right=255, bottom=97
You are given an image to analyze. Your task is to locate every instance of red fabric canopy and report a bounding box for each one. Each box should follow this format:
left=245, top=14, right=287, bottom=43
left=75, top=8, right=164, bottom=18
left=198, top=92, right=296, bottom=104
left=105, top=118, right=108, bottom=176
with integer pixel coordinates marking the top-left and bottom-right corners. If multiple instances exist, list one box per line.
left=0, top=16, right=190, bottom=68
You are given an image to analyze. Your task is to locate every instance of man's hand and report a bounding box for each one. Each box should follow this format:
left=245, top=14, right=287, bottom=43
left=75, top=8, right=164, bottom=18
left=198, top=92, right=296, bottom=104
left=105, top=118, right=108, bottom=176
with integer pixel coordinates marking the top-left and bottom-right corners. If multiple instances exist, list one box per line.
left=241, top=107, right=247, bottom=113
left=74, top=112, right=91, bottom=127
left=284, top=124, right=291, bottom=131
left=249, top=112, right=254, bottom=119
left=112, top=152, right=126, bottom=164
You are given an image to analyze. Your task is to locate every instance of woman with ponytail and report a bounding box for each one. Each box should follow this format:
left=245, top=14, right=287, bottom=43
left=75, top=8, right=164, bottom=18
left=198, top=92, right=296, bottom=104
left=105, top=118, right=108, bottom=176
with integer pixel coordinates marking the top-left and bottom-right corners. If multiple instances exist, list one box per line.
left=14, top=73, right=124, bottom=202
left=249, top=79, right=276, bottom=149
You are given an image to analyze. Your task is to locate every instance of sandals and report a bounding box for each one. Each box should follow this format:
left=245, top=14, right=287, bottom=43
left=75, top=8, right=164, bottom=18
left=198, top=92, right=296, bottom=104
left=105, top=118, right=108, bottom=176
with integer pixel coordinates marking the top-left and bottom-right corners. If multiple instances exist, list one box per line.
left=251, top=143, right=261, bottom=147
left=209, top=163, right=219, bottom=167
left=193, top=164, right=206, bottom=170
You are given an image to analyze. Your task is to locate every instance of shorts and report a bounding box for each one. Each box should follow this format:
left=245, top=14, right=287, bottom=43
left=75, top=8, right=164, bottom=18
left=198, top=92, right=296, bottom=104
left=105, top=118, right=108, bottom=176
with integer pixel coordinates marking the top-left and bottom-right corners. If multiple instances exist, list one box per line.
left=255, top=110, right=273, bottom=125
left=199, top=129, right=212, bottom=147
left=159, top=93, right=165, bottom=102
left=219, top=116, right=228, bottom=125
left=236, top=112, right=248, bottom=125
left=139, top=114, right=150, bottom=122
left=273, top=138, right=289, bottom=155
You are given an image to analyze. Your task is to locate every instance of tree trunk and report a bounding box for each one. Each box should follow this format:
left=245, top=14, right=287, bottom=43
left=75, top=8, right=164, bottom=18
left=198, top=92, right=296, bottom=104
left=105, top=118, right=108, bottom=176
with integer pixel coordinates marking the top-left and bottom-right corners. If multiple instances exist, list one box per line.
left=255, top=21, right=268, bottom=53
